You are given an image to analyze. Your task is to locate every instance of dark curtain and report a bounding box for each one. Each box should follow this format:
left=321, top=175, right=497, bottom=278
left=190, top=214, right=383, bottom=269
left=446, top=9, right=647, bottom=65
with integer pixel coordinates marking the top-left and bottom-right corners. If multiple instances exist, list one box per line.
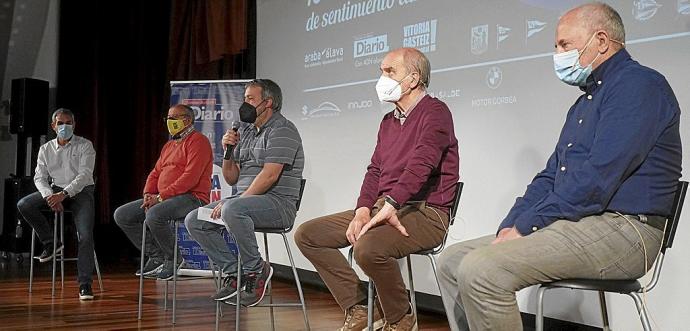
left=56, top=0, right=254, bottom=262
left=168, top=0, right=255, bottom=80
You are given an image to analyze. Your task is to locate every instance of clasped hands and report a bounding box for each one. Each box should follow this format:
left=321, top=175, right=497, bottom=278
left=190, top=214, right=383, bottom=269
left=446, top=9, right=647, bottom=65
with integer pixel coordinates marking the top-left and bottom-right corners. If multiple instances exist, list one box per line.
left=45, top=192, right=66, bottom=212
left=346, top=203, right=409, bottom=244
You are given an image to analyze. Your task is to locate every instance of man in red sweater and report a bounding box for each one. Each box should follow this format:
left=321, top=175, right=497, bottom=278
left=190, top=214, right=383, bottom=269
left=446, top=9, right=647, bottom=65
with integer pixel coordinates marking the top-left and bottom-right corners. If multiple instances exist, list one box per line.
left=114, top=104, right=213, bottom=280
left=295, top=47, right=459, bottom=331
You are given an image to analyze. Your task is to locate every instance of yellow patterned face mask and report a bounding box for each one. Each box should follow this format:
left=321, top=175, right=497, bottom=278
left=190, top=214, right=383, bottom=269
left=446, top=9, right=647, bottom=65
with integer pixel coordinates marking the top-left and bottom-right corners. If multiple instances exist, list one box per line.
left=167, top=118, right=186, bottom=136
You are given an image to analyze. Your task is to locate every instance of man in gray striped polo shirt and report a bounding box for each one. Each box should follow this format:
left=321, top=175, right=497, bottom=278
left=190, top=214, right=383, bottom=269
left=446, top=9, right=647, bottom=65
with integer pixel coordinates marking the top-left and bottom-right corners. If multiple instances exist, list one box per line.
left=185, top=79, right=304, bottom=307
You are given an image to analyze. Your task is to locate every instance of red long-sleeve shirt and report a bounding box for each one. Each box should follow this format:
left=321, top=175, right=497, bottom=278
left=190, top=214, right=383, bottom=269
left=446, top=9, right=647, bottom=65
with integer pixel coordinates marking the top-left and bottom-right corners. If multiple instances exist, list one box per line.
left=144, top=131, right=213, bottom=204
left=356, top=95, right=459, bottom=213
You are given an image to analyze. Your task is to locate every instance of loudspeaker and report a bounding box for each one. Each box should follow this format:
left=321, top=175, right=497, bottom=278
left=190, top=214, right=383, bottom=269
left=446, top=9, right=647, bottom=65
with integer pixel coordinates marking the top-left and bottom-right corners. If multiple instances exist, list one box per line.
left=9, top=78, right=49, bottom=135
left=0, top=176, right=37, bottom=256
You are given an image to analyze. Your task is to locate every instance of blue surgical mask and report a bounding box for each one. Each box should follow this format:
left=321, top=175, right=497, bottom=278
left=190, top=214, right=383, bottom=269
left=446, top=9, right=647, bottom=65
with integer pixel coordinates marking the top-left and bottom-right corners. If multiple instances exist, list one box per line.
left=56, top=124, right=74, bottom=140
left=553, top=33, right=600, bottom=86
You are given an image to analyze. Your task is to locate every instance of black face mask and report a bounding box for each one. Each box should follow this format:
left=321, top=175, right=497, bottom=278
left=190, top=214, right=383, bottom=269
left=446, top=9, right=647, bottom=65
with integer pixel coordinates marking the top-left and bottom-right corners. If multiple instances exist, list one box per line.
left=239, top=100, right=267, bottom=123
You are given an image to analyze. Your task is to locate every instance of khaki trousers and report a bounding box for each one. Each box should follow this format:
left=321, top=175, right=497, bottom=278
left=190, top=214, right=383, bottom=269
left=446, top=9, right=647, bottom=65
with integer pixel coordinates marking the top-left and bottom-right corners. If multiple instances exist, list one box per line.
left=437, top=212, right=663, bottom=331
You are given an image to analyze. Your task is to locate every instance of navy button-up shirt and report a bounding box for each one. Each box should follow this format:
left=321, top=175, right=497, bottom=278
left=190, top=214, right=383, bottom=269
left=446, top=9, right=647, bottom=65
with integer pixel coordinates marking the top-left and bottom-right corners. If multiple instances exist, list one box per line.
left=499, top=49, right=682, bottom=235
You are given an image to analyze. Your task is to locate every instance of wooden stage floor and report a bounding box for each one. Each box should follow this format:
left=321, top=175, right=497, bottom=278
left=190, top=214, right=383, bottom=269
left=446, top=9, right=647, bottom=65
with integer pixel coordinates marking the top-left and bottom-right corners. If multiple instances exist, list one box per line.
left=0, top=258, right=451, bottom=330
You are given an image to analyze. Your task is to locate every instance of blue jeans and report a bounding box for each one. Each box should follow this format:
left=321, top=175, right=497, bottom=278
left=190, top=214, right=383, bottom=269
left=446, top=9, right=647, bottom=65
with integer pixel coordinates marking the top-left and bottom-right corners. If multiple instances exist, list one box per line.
left=114, top=194, right=202, bottom=262
left=185, top=193, right=296, bottom=275
left=17, top=185, right=95, bottom=285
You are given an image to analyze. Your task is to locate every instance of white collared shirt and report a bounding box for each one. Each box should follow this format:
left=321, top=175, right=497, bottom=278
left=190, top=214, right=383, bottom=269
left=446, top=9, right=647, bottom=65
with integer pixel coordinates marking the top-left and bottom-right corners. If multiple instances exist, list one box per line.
left=34, top=135, right=96, bottom=198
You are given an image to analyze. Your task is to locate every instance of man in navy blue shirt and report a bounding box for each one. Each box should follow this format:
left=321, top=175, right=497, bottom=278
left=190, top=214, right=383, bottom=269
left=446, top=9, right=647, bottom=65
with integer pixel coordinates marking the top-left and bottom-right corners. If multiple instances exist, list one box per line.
left=438, top=3, right=682, bottom=330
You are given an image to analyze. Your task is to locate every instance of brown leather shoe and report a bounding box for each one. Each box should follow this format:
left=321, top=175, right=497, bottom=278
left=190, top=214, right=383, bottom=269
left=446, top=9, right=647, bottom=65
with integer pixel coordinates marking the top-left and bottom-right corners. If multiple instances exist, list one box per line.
left=382, top=311, right=418, bottom=331
left=338, top=304, right=385, bottom=331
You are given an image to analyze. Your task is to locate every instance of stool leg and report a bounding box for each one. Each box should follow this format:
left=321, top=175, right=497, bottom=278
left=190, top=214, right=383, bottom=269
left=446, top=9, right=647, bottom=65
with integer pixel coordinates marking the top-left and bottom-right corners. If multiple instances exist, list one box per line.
left=51, top=212, right=58, bottom=297
left=212, top=261, right=221, bottom=331
left=367, top=280, right=374, bottom=331
left=407, top=256, right=417, bottom=321
left=264, top=233, right=275, bottom=331
left=235, top=247, right=241, bottom=331
left=164, top=279, right=168, bottom=311
left=172, top=222, right=179, bottom=324
left=630, top=292, right=652, bottom=331
left=215, top=300, right=221, bottom=331
left=138, top=222, right=146, bottom=320
left=536, top=286, right=547, bottom=331
left=282, top=233, right=310, bottom=330
left=94, top=251, right=104, bottom=291
left=598, top=291, right=611, bottom=331
left=60, top=211, right=65, bottom=290
left=29, top=230, right=36, bottom=293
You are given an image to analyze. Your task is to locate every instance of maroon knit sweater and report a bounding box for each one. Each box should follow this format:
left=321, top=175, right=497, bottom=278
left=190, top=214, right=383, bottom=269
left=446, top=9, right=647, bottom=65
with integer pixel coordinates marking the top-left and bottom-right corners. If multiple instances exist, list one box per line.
left=356, top=95, right=459, bottom=213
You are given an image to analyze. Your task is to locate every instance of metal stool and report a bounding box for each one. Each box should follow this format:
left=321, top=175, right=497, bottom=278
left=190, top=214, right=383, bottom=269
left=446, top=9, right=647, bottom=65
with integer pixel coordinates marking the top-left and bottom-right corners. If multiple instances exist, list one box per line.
left=28, top=210, right=104, bottom=296
left=137, top=217, right=190, bottom=324
left=215, top=179, right=309, bottom=331
left=349, top=182, right=463, bottom=330
left=535, top=181, right=688, bottom=331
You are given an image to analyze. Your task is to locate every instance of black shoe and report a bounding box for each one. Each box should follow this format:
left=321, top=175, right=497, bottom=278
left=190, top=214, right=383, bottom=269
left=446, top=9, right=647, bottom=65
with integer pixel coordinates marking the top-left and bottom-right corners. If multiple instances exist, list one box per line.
left=157, top=260, right=185, bottom=280
left=212, top=275, right=243, bottom=301
left=36, top=242, right=64, bottom=263
left=135, top=258, right=164, bottom=277
left=79, top=283, right=94, bottom=300
left=239, top=261, right=273, bottom=307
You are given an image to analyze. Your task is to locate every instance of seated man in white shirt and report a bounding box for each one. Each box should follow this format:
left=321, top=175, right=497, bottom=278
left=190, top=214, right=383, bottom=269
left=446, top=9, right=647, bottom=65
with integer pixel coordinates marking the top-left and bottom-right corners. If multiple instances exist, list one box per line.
left=16, top=108, right=97, bottom=300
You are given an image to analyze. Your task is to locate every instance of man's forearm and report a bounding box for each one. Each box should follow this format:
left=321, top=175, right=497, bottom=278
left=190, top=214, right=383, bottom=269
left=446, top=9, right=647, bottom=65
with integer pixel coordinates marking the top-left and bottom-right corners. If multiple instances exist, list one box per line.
left=222, top=159, right=240, bottom=185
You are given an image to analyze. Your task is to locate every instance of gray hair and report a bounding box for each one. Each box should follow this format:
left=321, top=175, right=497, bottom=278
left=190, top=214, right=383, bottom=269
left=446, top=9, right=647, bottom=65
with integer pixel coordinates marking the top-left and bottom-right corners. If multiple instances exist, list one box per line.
left=246, top=79, right=282, bottom=112
left=402, top=48, right=431, bottom=88
left=577, top=2, right=626, bottom=44
left=51, top=108, right=75, bottom=122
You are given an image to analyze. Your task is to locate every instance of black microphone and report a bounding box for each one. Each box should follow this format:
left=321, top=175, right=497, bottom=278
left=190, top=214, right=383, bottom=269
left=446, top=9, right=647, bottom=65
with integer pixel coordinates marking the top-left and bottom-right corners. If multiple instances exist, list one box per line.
left=223, top=121, right=240, bottom=160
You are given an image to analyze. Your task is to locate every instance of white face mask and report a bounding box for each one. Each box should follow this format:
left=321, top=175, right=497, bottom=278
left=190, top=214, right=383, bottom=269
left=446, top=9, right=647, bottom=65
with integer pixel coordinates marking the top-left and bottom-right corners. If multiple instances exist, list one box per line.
left=56, top=124, right=74, bottom=140
left=553, top=32, right=600, bottom=86
left=375, top=74, right=410, bottom=103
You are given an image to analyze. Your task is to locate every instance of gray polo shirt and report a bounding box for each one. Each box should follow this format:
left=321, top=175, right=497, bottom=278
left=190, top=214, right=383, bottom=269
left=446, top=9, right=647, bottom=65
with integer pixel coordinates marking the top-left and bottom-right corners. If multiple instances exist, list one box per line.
left=232, top=112, right=304, bottom=205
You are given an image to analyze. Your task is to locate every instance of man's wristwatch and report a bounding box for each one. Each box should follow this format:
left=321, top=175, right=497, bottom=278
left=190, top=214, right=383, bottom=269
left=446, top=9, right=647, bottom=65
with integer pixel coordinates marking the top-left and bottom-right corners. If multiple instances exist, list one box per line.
left=156, top=194, right=163, bottom=203
left=61, top=191, right=70, bottom=199
left=384, top=195, right=401, bottom=210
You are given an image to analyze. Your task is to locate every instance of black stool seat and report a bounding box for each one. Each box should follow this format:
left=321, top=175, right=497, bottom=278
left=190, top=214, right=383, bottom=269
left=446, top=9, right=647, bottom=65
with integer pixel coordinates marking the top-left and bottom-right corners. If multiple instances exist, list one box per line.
left=545, top=278, right=642, bottom=294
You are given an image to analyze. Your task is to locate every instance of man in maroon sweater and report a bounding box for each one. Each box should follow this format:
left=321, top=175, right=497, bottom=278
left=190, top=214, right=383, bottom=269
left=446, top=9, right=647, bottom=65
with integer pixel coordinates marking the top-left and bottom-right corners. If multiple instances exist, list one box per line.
left=295, top=47, right=459, bottom=331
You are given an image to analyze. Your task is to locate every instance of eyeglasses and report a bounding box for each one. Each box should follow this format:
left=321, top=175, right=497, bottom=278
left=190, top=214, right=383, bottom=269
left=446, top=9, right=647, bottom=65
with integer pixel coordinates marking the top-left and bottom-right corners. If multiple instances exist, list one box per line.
left=164, top=114, right=188, bottom=122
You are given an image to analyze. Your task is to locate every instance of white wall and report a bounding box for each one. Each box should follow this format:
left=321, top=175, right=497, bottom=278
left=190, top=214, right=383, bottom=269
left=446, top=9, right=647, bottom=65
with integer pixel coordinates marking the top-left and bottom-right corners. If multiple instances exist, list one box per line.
left=256, top=1, right=690, bottom=329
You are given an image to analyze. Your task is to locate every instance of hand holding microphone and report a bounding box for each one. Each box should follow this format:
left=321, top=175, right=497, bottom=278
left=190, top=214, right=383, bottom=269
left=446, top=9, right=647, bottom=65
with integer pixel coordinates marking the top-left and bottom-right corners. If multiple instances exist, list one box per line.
left=223, top=121, right=240, bottom=160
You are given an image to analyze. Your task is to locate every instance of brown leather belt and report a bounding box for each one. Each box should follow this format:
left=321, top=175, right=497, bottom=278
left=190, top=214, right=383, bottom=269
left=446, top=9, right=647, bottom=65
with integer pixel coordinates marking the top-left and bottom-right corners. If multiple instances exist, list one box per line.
left=635, top=214, right=667, bottom=232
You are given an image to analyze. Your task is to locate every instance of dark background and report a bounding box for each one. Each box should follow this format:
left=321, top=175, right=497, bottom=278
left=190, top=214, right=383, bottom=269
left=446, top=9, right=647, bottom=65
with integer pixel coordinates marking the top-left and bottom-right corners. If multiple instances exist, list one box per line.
left=54, top=0, right=256, bottom=263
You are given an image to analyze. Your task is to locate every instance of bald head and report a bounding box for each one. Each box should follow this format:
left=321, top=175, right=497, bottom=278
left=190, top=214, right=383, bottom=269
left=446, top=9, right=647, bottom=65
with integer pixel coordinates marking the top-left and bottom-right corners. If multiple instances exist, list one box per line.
left=400, top=47, right=431, bottom=88
left=562, top=2, right=625, bottom=47
left=170, top=104, right=195, bottom=123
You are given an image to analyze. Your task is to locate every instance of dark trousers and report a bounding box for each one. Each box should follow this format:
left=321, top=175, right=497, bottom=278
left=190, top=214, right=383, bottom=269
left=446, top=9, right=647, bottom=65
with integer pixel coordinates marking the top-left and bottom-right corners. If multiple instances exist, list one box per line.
left=17, top=185, right=96, bottom=285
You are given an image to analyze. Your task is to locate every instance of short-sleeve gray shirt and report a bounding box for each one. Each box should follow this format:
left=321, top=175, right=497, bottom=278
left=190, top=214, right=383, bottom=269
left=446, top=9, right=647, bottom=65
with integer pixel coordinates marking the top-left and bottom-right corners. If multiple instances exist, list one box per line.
left=232, top=112, right=304, bottom=205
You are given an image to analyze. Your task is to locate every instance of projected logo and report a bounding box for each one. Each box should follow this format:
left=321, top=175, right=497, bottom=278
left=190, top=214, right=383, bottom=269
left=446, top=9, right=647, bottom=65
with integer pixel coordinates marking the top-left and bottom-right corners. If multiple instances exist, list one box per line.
left=497, top=25, right=511, bottom=48
left=301, top=101, right=342, bottom=120
left=633, top=0, right=662, bottom=21
left=347, top=99, right=374, bottom=110
left=471, top=25, right=489, bottom=55
left=486, top=66, right=503, bottom=89
left=526, top=20, right=547, bottom=39
left=304, top=47, right=345, bottom=69
left=679, top=0, right=690, bottom=14
left=428, top=88, right=461, bottom=100
left=403, top=19, right=437, bottom=53
left=354, top=34, right=389, bottom=67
